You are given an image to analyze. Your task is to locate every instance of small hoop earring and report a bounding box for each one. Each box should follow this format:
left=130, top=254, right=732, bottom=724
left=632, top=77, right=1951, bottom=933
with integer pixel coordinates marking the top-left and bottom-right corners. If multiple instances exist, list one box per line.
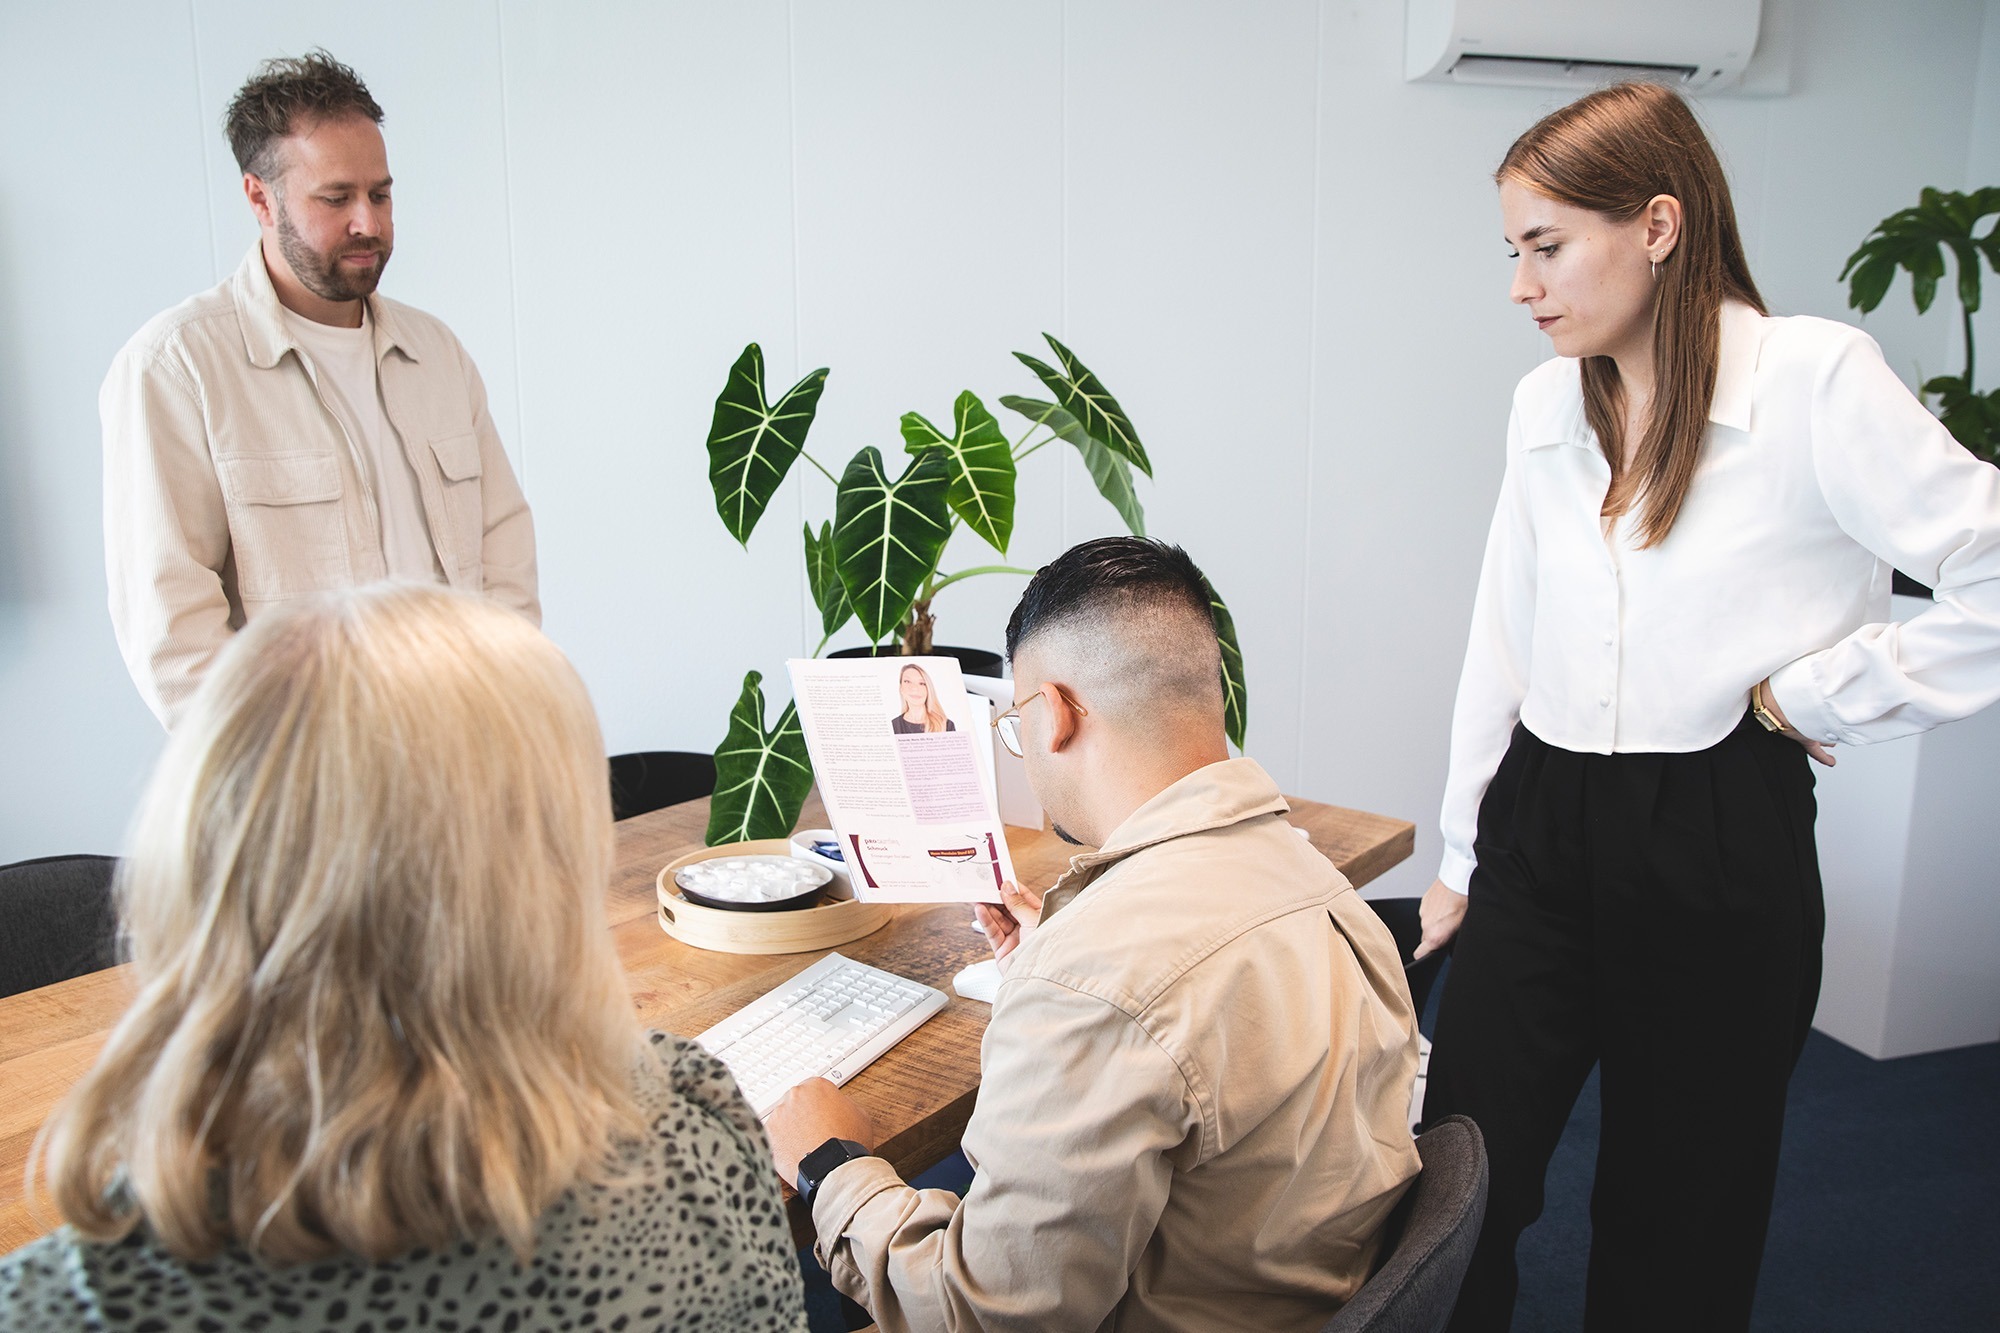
left=1651, top=259, right=1659, bottom=280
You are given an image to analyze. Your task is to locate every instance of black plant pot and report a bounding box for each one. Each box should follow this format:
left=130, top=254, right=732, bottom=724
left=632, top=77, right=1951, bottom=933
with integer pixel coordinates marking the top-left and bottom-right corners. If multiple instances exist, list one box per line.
left=828, top=644, right=1005, bottom=678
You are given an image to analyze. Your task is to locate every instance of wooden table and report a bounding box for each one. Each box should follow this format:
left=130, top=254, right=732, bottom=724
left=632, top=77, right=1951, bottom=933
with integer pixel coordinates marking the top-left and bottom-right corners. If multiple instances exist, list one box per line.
left=0, top=793, right=1411, bottom=1252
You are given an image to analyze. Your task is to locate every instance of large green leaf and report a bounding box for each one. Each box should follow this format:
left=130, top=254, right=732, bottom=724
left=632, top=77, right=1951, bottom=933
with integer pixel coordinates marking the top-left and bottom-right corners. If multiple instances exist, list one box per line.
left=706, top=671, right=815, bottom=845
left=1840, top=188, right=2000, bottom=321
left=1012, top=334, right=1153, bottom=477
left=706, top=343, right=830, bottom=544
left=833, top=447, right=953, bottom=642
left=999, top=395, right=1146, bottom=536
left=1203, top=577, right=1248, bottom=752
left=901, top=391, right=1016, bottom=553
left=803, top=520, right=851, bottom=638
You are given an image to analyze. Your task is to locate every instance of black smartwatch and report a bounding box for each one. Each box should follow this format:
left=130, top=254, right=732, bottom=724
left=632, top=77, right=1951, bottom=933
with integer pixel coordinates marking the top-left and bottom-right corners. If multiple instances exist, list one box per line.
left=796, top=1137, right=871, bottom=1206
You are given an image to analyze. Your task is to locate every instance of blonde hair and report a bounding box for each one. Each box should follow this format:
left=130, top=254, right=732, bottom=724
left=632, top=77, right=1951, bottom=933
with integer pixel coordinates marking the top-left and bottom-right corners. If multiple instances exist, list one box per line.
left=1499, top=81, right=1766, bottom=546
left=38, top=584, right=642, bottom=1263
left=900, top=663, right=949, bottom=733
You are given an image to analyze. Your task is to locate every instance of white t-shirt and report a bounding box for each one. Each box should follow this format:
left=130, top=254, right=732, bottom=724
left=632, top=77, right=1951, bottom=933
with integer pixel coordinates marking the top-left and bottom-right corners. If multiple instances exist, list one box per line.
left=281, top=307, right=444, bottom=583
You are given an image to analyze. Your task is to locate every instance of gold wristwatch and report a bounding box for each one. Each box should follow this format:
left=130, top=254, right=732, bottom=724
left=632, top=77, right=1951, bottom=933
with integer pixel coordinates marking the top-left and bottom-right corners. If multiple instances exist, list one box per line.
left=1749, top=680, right=1786, bottom=733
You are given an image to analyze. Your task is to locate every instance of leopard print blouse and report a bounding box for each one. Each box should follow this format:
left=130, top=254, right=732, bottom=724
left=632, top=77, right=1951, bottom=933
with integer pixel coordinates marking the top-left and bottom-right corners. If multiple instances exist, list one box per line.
left=0, top=1032, right=807, bottom=1332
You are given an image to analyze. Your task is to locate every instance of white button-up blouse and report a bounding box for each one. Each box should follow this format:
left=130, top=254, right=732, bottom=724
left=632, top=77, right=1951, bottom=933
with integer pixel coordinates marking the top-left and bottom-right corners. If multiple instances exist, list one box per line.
left=1439, top=301, right=2000, bottom=893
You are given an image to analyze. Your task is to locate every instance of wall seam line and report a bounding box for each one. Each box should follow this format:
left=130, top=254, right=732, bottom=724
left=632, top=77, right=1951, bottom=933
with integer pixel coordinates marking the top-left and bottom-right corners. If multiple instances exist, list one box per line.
left=187, top=0, right=220, bottom=280
left=493, top=1, right=529, bottom=489
left=787, top=0, right=811, bottom=656
left=1293, top=0, right=1327, bottom=789
left=1059, top=0, right=1071, bottom=548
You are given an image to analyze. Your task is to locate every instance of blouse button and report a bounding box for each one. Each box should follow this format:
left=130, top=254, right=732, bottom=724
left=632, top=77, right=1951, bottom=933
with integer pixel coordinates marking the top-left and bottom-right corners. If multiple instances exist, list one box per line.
left=1598, top=694, right=1611, bottom=707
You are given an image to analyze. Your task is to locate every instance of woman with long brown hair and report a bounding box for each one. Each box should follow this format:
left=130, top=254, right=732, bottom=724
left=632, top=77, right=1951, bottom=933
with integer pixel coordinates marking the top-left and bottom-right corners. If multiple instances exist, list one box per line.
left=1412, top=82, right=2000, bottom=1330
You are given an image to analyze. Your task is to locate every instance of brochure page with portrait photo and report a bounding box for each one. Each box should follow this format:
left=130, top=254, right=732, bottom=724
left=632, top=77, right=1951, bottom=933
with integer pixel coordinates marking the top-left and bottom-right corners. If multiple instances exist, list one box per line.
left=785, top=656, right=1016, bottom=903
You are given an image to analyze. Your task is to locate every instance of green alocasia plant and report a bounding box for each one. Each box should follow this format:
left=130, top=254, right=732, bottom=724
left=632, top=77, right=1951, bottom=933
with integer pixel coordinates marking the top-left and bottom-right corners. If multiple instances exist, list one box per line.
left=705, top=671, right=815, bottom=845
left=700, top=335, right=1249, bottom=843
left=706, top=343, right=831, bottom=542
left=1840, top=186, right=2000, bottom=463
left=831, top=447, right=954, bottom=644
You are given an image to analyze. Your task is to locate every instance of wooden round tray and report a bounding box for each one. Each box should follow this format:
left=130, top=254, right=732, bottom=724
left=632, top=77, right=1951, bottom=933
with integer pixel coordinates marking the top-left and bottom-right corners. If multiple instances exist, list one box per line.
left=657, top=838, right=890, bottom=955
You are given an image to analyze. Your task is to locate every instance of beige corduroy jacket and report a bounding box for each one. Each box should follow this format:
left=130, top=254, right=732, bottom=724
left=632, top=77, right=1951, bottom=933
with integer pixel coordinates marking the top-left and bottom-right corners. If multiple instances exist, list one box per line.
left=101, top=242, right=538, bottom=727
left=811, top=757, right=1422, bottom=1333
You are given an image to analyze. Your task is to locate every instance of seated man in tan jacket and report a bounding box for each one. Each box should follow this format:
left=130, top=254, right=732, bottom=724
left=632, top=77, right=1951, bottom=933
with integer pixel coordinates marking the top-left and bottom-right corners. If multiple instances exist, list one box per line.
left=766, top=536, right=1422, bottom=1333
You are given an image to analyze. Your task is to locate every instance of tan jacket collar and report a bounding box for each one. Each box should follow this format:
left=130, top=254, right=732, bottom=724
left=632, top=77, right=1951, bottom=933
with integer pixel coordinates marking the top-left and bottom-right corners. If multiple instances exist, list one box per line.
left=1041, top=756, right=1290, bottom=922
left=229, top=240, right=417, bottom=371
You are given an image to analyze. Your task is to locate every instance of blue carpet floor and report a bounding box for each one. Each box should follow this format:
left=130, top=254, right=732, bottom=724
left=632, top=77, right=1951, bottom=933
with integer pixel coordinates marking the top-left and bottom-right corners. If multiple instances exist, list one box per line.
left=1513, top=1030, right=2000, bottom=1332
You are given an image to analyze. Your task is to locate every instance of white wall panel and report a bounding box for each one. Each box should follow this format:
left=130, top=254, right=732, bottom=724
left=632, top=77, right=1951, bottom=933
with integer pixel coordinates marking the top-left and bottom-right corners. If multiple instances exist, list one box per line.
left=498, top=0, right=802, bottom=756
left=1064, top=0, right=1321, bottom=790
left=1965, top=1, right=2000, bottom=375
left=1745, top=0, right=1980, bottom=369
left=788, top=0, right=1064, bottom=663
left=1300, top=4, right=1553, bottom=896
left=0, top=0, right=212, bottom=855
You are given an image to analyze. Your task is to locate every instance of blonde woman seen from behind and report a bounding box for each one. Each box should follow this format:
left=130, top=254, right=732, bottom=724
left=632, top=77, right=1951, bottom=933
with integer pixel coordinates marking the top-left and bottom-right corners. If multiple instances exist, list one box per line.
left=0, top=585, right=807, bottom=1331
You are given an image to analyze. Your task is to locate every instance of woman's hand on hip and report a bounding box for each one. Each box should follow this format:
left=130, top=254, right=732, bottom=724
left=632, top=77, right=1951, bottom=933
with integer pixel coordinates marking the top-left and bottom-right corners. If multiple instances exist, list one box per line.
left=1758, top=678, right=1838, bottom=767
left=1412, top=879, right=1468, bottom=961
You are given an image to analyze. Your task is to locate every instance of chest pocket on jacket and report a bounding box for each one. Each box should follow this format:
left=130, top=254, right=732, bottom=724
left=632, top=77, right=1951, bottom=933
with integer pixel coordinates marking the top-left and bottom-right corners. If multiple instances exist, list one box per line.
left=428, top=433, right=484, bottom=585
left=216, top=452, right=349, bottom=601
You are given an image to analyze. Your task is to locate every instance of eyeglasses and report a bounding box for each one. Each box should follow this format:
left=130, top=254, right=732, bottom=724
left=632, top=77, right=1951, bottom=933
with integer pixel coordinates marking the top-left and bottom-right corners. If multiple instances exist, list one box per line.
left=992, top=686, right=1087, bottom=758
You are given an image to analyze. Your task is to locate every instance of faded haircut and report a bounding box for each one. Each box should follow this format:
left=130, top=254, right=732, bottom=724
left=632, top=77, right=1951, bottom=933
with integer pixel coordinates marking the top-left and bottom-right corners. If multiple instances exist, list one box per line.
left=1006, top=537, right=1224, bottom=724
left=224, top=48, right=383, bottom=182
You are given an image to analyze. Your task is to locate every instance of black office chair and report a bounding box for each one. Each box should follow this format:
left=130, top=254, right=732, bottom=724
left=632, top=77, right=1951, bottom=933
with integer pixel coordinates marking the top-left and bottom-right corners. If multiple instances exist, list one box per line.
left=0, top=854, right=120, bottom=999
left=1321, top=1115, right=1489, bottom=1333
left=608, top=750, right=717, bottom=822
left=1365, top=895, right=1448, bottom=1023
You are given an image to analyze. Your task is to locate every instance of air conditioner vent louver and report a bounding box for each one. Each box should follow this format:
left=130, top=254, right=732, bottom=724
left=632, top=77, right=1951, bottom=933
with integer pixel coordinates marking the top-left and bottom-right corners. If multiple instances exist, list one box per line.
left=1448, top=54, right=1702, bottom=89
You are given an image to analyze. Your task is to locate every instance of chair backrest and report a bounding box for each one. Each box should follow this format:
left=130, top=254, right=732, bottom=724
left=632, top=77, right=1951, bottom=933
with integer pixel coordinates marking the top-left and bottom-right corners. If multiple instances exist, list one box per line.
left=0, top=854, right=120, bottom=999
left=1362, top=895, right=1448, bottom=1022
left=608, top=751, right=717, bottom=822
left=1322, top=1115, right=1488, bottom=1333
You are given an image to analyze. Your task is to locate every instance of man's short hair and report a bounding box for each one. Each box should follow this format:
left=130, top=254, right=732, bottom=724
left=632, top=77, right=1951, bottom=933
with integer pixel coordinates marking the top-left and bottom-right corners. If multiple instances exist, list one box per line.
left=1006, top=537, right=1225, bottom=725
left=1006, top=537, right=1216, bottom=660
left=224, top=49, right=383, bottom=181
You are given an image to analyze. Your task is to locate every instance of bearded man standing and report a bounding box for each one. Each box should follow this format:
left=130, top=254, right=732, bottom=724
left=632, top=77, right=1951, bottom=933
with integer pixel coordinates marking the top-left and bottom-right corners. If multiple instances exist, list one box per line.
left=103, top=50, right=537, bottom=727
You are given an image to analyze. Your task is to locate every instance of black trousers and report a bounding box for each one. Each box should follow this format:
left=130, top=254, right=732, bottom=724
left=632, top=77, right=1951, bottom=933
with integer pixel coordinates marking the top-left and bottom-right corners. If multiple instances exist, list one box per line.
left=1424, top=714, right=1825, bottom=1333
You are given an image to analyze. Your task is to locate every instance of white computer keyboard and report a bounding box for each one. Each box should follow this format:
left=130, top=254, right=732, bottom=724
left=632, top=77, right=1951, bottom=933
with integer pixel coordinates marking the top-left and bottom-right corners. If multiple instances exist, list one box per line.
left=694, top=952, right=948, bottom=1116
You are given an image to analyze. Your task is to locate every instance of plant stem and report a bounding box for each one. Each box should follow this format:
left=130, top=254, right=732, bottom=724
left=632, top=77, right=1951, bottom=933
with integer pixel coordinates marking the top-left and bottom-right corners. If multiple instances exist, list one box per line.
left=1010, top=420, right=1042, bottom=454
left=1965, top=300, right=1976, bottom=388
left=802, top=452, right=840, bottom=485
left=1014, top=435, right=1054, bottom=464
left=926, top=564, right=1037, bottom=598
left=812, top=630, right=834, bottom=657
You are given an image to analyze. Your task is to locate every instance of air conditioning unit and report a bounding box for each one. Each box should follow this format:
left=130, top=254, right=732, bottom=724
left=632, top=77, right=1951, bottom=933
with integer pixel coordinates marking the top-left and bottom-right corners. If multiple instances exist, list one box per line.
left=1406, top=0, right=1762, bottom=93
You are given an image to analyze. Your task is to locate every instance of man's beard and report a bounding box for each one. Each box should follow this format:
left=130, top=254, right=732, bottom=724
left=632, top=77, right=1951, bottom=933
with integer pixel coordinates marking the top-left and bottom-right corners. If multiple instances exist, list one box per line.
left=276, top=204, right=390, bottom=303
